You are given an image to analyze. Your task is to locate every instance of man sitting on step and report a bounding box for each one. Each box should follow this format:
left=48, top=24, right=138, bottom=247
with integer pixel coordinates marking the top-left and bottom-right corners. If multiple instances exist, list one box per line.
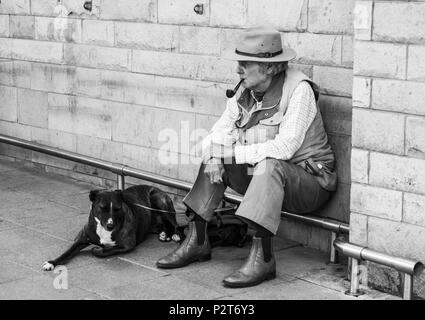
left=156, top=27, right=337, bottom=288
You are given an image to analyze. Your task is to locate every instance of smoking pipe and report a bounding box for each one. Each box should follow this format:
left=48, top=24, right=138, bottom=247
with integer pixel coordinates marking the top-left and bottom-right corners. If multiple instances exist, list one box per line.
left=226, top=79, right=244, bottom=98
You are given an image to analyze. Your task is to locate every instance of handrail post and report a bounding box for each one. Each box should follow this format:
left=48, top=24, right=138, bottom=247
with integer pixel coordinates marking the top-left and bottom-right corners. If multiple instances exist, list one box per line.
left=403, top=274, right=413, bottom=300
left=117, top=174, right=125, bottom=190
left=329, top=231, right=338, bottom=264
left=345, top=257, right=365, bottom=297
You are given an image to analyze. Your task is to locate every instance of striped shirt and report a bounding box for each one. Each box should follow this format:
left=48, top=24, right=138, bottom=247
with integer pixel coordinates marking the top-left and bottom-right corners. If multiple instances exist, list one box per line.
left=201, top=81, right=317, bottom=165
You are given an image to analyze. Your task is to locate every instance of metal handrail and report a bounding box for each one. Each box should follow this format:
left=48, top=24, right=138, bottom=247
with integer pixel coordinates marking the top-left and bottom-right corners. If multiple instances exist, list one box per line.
left=334, top=238, right=424, bottom=300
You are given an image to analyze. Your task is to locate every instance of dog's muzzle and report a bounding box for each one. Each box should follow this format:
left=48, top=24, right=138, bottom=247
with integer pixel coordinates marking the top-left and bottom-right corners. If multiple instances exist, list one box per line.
left=106, top=218, right=114, bottom=231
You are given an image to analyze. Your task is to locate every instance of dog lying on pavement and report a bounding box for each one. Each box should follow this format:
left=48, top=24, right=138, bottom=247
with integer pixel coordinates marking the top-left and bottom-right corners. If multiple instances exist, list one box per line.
left=43, top=185, right=184, bottom=271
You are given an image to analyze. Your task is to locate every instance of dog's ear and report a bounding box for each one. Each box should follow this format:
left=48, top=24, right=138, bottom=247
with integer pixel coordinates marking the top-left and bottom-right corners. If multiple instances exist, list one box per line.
left=89, top=190, right=100, bottom=202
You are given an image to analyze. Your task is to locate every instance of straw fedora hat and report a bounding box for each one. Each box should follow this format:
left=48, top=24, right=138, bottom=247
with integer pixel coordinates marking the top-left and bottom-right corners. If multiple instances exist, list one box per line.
left=226, top=27, right=296, bottom=62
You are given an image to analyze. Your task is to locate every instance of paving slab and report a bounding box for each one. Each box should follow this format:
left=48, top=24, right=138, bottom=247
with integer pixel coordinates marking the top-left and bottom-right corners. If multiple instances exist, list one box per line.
left=0, top=198, right=82, bottom=227
left=0, top=227, right=94, bottom=272
left=274, top=246, right=330, bottom=278
left=67, top=257, right=165, bottom=296
left=0, top=258, right=40, bottom=285
left=0, top=218, right=21, bottom=232
left=0, top=274, right=99, bottom=300
left=107, top=275, right=225, bottom=300
left=32, top=214, right=89, bottom=242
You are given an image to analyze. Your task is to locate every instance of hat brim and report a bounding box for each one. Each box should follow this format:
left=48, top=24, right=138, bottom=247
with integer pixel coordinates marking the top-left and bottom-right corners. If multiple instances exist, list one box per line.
left=224, top=46, right=297, bottom=62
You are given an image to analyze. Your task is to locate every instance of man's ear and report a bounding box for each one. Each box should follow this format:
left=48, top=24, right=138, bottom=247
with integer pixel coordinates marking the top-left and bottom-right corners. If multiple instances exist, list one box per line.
left=89, top=190, right=100, bottom=202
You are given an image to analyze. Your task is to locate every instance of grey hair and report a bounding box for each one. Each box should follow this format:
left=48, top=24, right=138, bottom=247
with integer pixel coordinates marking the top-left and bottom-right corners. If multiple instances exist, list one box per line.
left=259, top=61, right=289, bottom=77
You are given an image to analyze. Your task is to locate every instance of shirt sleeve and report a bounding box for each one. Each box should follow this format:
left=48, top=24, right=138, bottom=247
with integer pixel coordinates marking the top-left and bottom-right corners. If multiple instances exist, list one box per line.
left=201, top=96, right=240, bottom=159
left=234, top=81, right=317, bottom=165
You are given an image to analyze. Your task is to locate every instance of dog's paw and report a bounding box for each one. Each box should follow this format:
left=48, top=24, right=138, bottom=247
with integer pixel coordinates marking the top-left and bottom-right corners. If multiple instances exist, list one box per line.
left=91, top=246, right=104, bottom=257
left=158, top=231, right=171, bottom=242
left=171, top=234, right=181, bottom=243
left=42, top=261, right=55, bottom=271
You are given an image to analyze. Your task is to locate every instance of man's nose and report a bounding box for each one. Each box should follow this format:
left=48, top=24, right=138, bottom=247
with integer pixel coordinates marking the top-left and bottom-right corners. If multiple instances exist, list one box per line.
left=236, top=65, right=243, bottom=74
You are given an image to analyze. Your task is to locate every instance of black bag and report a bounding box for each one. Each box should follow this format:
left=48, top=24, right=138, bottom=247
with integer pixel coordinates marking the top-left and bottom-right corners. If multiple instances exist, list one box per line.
left=207, top=208, right=251, bottom=248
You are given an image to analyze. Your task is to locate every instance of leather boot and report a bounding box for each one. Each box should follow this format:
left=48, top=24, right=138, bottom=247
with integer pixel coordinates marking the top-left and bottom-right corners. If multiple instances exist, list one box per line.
left=156, top=219, right=211, bottom=269
left=222, top=236, right=276, bottom=288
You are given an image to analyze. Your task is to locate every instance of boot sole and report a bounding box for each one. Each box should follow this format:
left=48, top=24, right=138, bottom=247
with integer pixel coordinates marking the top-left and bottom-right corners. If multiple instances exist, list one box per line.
left=222, top=270, right=276, bottom=288
left=156, top=253, right=211, bottom=269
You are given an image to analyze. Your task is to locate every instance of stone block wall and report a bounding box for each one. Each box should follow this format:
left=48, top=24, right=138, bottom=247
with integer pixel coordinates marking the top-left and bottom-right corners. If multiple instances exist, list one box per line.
left=0, top=0, right=354, bottom=252
left=351, top=0, right=425, bottom=299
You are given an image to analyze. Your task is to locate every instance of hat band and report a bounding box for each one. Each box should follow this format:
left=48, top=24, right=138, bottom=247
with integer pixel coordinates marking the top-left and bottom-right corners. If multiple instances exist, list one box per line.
left=235, top=49, right=283, bottom=59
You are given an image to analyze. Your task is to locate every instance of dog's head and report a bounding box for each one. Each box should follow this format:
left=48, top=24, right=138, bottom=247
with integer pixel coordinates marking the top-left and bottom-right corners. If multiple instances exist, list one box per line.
left=89, top=190, right=127, bottom=231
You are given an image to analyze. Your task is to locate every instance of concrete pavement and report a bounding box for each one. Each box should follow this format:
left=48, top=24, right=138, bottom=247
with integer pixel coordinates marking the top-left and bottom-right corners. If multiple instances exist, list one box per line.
left=0, top=158, right=399, bottom=300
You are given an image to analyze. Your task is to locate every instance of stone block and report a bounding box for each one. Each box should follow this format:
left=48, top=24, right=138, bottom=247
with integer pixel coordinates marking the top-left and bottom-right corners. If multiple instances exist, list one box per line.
left=284, top=32, right=342, bottom=66
left=372, top=79, right=425, bottom=115
left=372, top=79, right=425, bottom=116
left=342, top=36, right=354, bottom=67
left=30, top=127, right=76, bottom=152
left=179, top=26, right=220, bottom=56
left=0, top=0, right=30, bottom=14
left=155, top=76, right=227, bottom=116
left=76, top=135, right=123, bottom=163
left=0, top=59, right=14, bottom=86
left=12, top=39, right=64, bottom=64
left=17, top=88, right=48, bottom=128
left=351, top=183, right=403, bottom=222
left=10, top=15, right=34, bottom=39
left=111, top=102, right=195, bottom=151
left=100, top=0, right=157, bottom=22
left=30, top=0, right=57, bottom=16
left=122, top=144, right=179, bottom=180
left=0, top=38, right=12, bottom=59
left=308, top=0, right=354, bottom=34
left=115, top=21, right=179, bottom=52
left=82, top=19, right=114, bottom=46
left=30, top=62, right=76, bottom=94
left=35, top=17, right=82, bottom=43
left=74, top=67, right=156, bottom=106
left=406, top=116, right=425, bottom=159
left=352, top=108, right=405, bottom=155
left=0, top=85, right=17, bottom=122
left=313, top=66, right=353, bottom=97
left=352, top=77, right=371, bottom=108
left=373, top=2, right=425, bottom=44
left=158, top=0, right=209, bottom=25
left=247, top=0, right=307, bottom=31
left=353, top=1, right=373, bottom=40
left=64, top=43, right=131, bottom=71
left=351, top=148, right=368, bottom=184
left=354, top=41, right=407, bottom=79
left=47, top=94, right=112, bottom=140
left=407, top=45, right=425, bottom=82
left=404, top=192, right=425, bottom=228
left=210, top=0, right=246, bottom=27
left=368, top=217, right=425, bottom=263
left=349, top=212, right=368, bottom=246
left=0, top=15, right=9, bottom=37
left=370, top=152, right=425, bottom=194
left=132, top=50, right=235, bottom=84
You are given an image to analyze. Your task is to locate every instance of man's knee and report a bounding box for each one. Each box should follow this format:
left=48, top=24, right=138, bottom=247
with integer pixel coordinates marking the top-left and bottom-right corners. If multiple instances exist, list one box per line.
left=253, top=158, right=289, bottom=178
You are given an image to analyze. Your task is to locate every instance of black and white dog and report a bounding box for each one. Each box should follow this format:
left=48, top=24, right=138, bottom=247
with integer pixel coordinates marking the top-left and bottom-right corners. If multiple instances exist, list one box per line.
left=43, top=185, right=183, bottom=271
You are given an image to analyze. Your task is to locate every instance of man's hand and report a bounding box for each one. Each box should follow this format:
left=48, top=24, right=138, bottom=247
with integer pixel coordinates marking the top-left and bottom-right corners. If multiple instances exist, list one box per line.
left=203, top=142, right=235, bottom=163
left=204, top=158, right=225, bottom=184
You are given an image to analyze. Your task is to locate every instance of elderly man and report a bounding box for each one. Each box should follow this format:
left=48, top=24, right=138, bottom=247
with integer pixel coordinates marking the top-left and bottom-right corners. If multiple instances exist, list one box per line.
left=156, top=27, right=337, bottom=288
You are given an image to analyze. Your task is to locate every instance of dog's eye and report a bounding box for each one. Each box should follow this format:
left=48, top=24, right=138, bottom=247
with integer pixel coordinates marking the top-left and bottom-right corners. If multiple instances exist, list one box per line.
left=113, top=206, right=122, bottom=211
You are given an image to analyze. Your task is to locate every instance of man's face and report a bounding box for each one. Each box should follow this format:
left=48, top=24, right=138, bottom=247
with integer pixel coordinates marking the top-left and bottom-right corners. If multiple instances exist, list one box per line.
left=236, top=61, right=270, bottom=92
